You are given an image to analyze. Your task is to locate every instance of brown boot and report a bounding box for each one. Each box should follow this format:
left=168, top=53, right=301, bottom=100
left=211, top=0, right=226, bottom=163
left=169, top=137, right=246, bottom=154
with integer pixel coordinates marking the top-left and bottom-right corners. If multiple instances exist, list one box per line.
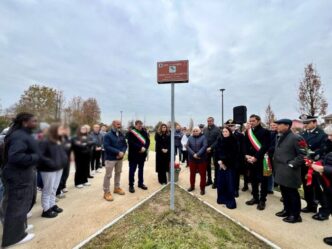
left=114, top=187, right=125, bottom=195
left=104, top=192, right=114, bottom=201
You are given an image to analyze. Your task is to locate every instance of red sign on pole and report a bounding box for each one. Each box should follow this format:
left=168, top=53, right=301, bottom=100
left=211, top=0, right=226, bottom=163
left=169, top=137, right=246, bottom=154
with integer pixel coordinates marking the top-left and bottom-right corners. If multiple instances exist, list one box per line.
left=157, top=60, right=189, bottom=84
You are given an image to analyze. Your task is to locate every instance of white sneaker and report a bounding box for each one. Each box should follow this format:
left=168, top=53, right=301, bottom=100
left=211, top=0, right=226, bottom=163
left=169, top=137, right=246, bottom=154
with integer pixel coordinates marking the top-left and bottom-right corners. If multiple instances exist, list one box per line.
left=56, top=191, right=66, bottom=199
left=14, top=233, right=35, bottom=246
left=91, top=171, right=95, bottom=176
left=27, top=212, right=32, bottom=219
left=96, top=169, right=102, bottom=173
left=83, top=182, right=91, bottom=186
left=25, top=224, right=34, bottom=232
left=76, top=184, right=84, bottom=188
left=62, top=188, right=68, bottom=193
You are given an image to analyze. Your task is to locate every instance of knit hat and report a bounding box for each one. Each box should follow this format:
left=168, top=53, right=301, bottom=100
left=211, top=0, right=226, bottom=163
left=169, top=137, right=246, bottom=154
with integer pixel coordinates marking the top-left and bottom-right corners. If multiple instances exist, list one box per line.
left=324, top=125, right=332, bottom=135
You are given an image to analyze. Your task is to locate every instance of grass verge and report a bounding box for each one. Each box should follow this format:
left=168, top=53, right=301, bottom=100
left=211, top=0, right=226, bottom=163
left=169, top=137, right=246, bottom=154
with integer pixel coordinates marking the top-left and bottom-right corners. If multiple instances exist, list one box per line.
left=83, top=185, right=271, bottom=249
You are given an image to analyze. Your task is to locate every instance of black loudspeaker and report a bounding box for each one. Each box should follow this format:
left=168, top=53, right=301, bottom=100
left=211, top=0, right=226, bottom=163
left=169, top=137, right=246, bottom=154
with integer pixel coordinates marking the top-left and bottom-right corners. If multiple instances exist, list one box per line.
left=233, top=106, right=247, bottom=124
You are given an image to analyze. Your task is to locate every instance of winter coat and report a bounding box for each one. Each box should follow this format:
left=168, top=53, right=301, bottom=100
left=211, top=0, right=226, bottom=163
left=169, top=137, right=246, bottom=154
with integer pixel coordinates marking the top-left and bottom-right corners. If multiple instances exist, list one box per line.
left=186, top=134, right=208, bottom=163
left=127, top=128, right=150, bottom=163
left=155, top=132, right=170, bottom=173
left=215, top=135, right=238, bottom=169
left=38, top=139, right=68, bottom=172
left=103, top=129, right=127, bottom=161
left=174, top=130, right=183, bottom=147
left=273, top=130, right=305, bottom=189
left=203, top=124, right=220, bottom=150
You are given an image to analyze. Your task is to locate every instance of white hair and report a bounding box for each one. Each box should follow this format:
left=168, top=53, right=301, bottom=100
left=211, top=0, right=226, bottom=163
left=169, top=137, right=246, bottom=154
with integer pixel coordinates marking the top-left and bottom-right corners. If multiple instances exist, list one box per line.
left=192, top=126, right=201, bottom=132
left=324, top=125, right=332, bottom=135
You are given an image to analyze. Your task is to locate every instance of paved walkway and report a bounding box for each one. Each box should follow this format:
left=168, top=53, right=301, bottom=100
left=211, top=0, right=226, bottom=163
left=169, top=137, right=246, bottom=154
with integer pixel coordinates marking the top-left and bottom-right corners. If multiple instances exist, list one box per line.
left=0, top=152, right=331, bottom=249
left=177, top=163, right=332, bottom=249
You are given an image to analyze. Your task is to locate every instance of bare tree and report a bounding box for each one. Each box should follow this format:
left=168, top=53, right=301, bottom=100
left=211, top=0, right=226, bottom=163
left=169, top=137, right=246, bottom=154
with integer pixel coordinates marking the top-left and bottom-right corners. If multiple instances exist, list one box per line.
left=298, top=63, right=328, bottom=116
left=264, top=104, right=276, bottom=128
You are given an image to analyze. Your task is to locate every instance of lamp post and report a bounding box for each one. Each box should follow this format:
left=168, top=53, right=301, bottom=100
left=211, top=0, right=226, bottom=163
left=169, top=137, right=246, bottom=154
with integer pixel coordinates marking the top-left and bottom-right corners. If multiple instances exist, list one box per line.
left=219, top=89, right=225, bottom=125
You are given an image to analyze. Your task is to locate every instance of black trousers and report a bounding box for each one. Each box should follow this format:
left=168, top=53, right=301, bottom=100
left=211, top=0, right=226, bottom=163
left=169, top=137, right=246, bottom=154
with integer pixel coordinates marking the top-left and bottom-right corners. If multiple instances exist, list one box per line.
left=248, top=163, right=268, bottom=202
left=74, top=153, right=89, bottom=185
left=1, top=167, right=35, bottom=247
left=280, top=185, right=301, bottom=217
left=301, top=166, right=317, bottom=209
left=181, top=150, right=188, bottom=165
left=91, top=150, right=101, bottom=171
left=101, top=150, right=105, bottom=166
left=314, top=174, right=330, bottom=217
left=206, top=153, right=218, bottom=183
left=234, top=161, right=249, bottom=191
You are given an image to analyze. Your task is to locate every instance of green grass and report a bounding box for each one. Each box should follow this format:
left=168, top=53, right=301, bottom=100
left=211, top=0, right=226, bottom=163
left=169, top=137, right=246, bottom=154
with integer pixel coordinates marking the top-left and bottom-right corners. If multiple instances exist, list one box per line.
left=83, top=186, right=270, bottom=249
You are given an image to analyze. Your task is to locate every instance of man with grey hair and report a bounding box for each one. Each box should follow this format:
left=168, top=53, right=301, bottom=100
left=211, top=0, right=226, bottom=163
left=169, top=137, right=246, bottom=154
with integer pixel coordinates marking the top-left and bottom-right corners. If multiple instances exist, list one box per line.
left=102, top=120, right=127, bottom=201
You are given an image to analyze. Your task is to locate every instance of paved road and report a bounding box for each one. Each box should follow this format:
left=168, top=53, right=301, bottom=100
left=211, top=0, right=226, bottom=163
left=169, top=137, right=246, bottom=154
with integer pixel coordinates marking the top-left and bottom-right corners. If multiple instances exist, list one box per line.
left=1, top=152, right=331, bottom=249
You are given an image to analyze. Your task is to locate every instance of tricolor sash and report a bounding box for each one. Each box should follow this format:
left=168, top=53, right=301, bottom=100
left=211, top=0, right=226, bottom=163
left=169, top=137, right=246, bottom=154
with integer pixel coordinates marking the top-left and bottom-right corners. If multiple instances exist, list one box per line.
left=247, top=128, right=272, bottom=176
left=130, top=129, right=146, bottom=145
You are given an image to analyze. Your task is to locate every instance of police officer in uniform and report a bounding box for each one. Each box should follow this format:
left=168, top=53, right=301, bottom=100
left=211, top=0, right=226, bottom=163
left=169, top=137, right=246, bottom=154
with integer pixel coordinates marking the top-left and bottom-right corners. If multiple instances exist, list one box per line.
left=299, top=114, right=328, bottom=219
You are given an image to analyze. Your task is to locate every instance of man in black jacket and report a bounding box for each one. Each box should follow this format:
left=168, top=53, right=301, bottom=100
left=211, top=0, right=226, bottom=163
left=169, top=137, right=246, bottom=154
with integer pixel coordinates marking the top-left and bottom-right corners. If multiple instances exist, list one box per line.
left=244, top=114, right=271, bottom=210
left=127, top=120, right=150, bottom=193
left=203, top=117, right=220, bottom=188
left=299, top=115, right=328, bottom=218
left=274, top=119, right=305, bottom=223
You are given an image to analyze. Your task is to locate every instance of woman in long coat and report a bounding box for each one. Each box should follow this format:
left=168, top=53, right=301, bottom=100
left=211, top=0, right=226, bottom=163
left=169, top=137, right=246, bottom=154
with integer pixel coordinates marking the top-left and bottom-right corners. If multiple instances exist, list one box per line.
left=1, top=113, right=39, bottom=247
left=155, top=123, right=170, bottom=184
left=72, top=126, right=95, bottom=188
left=215, top=126, right=238, bottom=209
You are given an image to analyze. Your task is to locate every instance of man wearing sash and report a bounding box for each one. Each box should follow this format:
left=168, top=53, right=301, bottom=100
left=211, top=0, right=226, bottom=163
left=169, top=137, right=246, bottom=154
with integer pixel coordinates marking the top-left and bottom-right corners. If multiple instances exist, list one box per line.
left=244, top=114, right=271, bottom=210
left=127, top=120, right=150, bottom=193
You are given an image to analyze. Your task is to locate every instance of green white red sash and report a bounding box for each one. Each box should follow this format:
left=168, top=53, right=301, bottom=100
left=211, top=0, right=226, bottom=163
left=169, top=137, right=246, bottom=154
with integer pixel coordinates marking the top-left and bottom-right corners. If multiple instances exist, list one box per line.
left=130, top=129, right=146, bottom=145
left=247, top=129, right=272, bottom=176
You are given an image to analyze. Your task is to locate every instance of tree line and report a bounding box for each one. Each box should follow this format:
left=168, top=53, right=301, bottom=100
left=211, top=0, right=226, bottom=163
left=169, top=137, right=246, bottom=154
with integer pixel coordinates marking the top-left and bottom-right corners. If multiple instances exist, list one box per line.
left=0, top=84, right=101, bottom=132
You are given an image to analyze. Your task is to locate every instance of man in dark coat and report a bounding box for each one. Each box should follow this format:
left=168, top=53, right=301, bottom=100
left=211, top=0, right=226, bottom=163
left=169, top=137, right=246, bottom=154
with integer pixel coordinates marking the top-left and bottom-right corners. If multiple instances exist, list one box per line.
left=127, top=120, right=150, bottom=193
left=299, top=114, right=328, bottom=217
left=274, top=119, right=305, bottom=223
left=1, top=113, right=39, bottom=247
left=244, top=114, right=271, bottom=210
left=203, top=117, right=220, bottom=188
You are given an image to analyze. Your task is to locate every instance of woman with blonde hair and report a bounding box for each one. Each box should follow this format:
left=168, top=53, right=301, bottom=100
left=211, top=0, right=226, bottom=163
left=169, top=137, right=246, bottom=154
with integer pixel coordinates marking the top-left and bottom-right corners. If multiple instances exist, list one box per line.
left=155, top=123, right=170, bottom=184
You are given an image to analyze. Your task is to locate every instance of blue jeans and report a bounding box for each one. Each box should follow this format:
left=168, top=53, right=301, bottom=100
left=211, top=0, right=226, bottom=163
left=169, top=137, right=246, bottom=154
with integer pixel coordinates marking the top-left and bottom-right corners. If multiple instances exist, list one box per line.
left=129, top=161, right=145, bottom=187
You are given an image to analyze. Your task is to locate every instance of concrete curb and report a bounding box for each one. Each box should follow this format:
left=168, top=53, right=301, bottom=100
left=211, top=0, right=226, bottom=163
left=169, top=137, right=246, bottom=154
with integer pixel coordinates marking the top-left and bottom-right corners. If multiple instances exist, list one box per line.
left=177, top=184, right=281, bottom=249
left=72, top=184, right=168, bottom=249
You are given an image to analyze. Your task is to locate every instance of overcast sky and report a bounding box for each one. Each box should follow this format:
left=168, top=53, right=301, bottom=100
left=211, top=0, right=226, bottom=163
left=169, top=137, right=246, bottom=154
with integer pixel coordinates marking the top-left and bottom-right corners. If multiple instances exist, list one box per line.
left=0, top=0, right=331, bottom=126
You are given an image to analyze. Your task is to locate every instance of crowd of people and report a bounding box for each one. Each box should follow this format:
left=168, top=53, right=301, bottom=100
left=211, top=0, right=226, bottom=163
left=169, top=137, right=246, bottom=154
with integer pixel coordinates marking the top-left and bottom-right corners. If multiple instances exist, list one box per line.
left=0, top=111, right=332, bottom=247
left=154, top=115, right=332, bottom=246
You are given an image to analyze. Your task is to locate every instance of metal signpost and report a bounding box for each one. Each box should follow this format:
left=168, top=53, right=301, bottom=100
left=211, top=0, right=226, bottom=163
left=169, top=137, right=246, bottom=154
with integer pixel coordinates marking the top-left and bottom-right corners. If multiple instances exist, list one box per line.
left=157, top=60, right=189, bottom=210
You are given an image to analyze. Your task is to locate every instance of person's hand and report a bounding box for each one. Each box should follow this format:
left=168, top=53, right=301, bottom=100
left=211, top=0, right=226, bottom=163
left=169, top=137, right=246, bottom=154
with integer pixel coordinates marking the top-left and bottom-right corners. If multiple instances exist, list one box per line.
left=140, top=147, right=146, bottom=153
left=193, top=153, right=199, bottom=159
left=312, top=163, right=324, bottom=173
left=221, top=164, right=227, bottom=170
left=118, top=151, right=124, bottom=158
left=207, top=147, right=212, bottom=153
left=96, top=146, right=102, bottom=151
left=251, top=157, right=257, bottom=163
left=245, top=155, right=251, bottom=161
left=162, top=149, right=168, bottom=153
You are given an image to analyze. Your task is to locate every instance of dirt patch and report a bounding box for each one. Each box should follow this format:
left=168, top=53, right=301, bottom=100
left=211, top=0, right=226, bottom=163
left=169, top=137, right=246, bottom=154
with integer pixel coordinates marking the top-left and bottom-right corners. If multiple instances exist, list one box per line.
left=83, top=186, right=270, bottom=249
